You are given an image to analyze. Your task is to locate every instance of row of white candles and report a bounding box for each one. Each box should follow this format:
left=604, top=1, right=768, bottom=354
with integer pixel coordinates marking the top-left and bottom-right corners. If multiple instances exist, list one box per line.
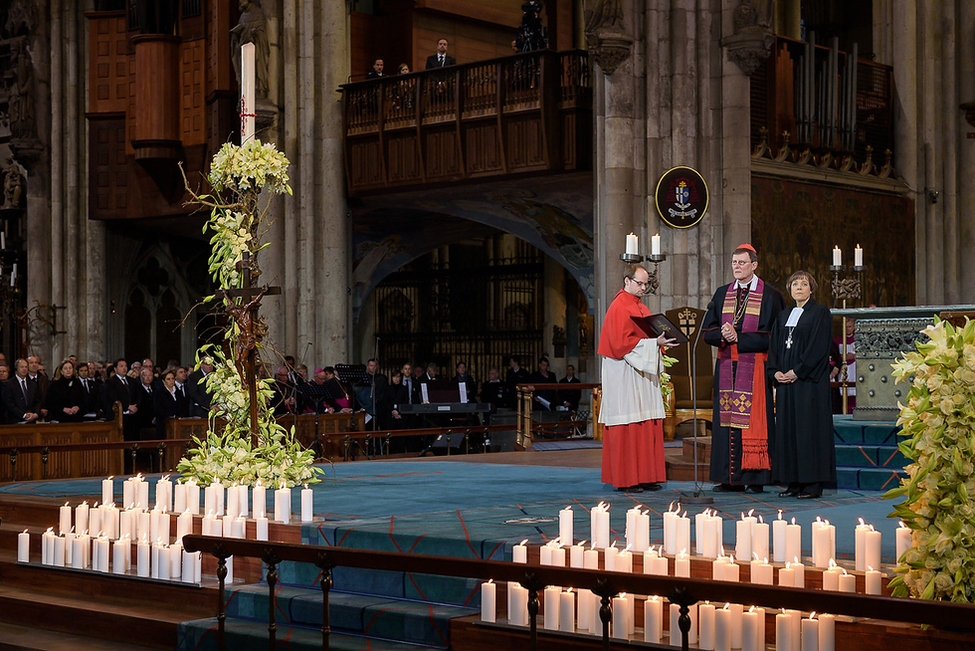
left=571, top=503, right=905, bottom=571
left=624, top=232, right=662, bottom=256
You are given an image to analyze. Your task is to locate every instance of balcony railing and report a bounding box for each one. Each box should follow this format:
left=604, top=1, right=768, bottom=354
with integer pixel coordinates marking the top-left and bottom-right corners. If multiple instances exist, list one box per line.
left=341, top=49, right=592, bottom=196
left=751, top=35, right=894, bottom=171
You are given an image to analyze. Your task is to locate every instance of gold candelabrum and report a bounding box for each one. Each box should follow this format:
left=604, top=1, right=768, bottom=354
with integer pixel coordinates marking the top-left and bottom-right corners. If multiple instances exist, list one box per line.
left=830, top=263, right=865, bottom=415
left=619, top=252, right=667, bottom=295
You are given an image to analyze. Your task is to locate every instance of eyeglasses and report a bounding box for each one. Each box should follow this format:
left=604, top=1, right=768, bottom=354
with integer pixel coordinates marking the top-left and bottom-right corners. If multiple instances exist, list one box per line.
left=731, top=260, right=754, bottom=267
left=628, top=278, right=650, bottom=288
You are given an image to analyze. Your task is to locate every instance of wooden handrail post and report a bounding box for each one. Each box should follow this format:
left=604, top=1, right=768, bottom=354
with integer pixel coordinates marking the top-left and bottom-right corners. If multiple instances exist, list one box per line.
left=315, top=551, right=335, bottom=651
left=215, top=545, right=229, bottom=651
left=669, top=586, right=696, bottom=651
left=263, top=550, right=281, bottom=651
left=599, top=592, right=612, bottom=651
left=41, top=447, right=49, bottom=480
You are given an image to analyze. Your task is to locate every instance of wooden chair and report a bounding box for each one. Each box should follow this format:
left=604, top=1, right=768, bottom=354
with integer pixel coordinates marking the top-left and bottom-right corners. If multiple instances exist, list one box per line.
left=662, top=306, right=713, bottom=440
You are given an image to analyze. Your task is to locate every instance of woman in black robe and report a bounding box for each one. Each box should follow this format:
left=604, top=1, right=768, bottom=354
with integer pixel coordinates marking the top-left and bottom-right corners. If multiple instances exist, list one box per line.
left=768, top=270, right=836, bottom=499
left=44, top=359, right=87, bottom=422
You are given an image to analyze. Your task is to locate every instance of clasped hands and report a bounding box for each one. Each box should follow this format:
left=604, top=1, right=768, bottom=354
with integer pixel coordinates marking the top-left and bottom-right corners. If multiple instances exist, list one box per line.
left=720, top=322, right=738, bottom=344
left=774, top=370, right=799, bottom=384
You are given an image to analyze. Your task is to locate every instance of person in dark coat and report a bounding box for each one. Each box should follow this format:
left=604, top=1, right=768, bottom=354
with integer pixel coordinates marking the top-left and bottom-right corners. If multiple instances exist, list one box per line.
left=701, top=244, right=785, bottom=494
left=186, top=359, right=215, bottom=418
left=153, top=368, right=181, bottom=439
left=558, top=364, right=582, bottom=412
left=767, top=270, right=836, bottom=499
left=44, top=359, right=88, bottom=422
left=4, top=358, right=41, bottom=423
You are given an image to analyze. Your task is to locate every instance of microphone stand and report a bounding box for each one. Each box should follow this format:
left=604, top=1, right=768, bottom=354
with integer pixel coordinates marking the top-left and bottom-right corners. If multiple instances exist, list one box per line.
left=681, top=309, right=713, bottom=505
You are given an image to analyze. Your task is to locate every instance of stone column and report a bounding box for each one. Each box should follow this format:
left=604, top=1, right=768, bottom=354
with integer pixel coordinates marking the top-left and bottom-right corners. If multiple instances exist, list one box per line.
left=958, top=1, right=975, bottom=301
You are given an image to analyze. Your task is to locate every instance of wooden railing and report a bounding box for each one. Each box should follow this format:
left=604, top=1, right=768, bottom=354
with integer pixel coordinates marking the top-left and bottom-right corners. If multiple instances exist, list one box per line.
left=183, top=535, right=975, bottom=651
left=341, top=49, right=592, bottom=195
left=515, top=382, right=599, bottom=448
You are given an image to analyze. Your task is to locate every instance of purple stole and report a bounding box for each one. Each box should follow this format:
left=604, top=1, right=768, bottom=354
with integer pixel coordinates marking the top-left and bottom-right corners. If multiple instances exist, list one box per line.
left=718, top=279, right=764, bottom=428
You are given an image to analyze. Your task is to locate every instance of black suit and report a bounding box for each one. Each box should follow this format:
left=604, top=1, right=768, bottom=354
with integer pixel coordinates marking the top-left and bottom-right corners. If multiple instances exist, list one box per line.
left=104, top=374, right=136, bottom=416
left=558, top=376, right=582, bottom=411
left=153, top=386, right=181, bottom=438
left=186, top=369, right=213, bottom=418
left=77, top=377, right=100, bottom=417
left=44, top=378, right=87, bottom=423
left=135, top=382, right=155, bottom=431
left=425, top=53, right=456, bottom=69
left=4, top=376, right=41, bottom=423
left=173, top=382, right=189, bottom=418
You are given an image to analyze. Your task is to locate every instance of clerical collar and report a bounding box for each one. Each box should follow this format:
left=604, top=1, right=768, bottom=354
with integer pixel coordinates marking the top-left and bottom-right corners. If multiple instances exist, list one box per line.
left=736, top=275, right=759, bottom=291
left=785, top=307, right=804, bottom=328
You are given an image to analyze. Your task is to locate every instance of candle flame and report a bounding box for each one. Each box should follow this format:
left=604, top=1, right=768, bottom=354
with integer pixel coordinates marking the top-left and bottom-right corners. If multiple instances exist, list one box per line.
left=729, top=554, right=735, bottom=563
left=763, top=557, right=769, bottom=564
left=868, top=524, right=875, bottom=532
left=651, top=595, right=659, bottom=602
left=22, top=528, right=28, bottom=534
left=519, top=539, right=529, bottom=546
left=723, top=603, right=730, bottom=610
left=777, top=510, right=783, bottom=520
left=791, top=517, right=796, bottom=525
left=625, top=544, right=633, bottom=552
left=758, top=515, right=764, bottom=524
left=793, top=556, right=800, bottom=564
left=679, top=548, right=687, bottom=558
left=781, top=608, right=787, bottom=614
left=46, top=527, right=53, bottom=533
left=749, top=605, right=756, bottom=613
left=828, top=558, right=837, bottom=569
left=681, top=511, right=687, bottom=518
left=578, top=540, right=588, bottom=547
left=255, top=479, right=262, bottom=487
left=566, top=587, right=573, bottom=594
left=304, top=483, right=309, bottom=490
left=487, top=578, right=493, bottom=585
left=563, top=505, right=572, bottom=512
left=107, top=476, right=114, bottom=480
left=748, top=508, right=755, bottom=517
left=898, top=520, right=907, bottom=529
left=162, top=474, right=170, bottom=481
left=785, top=561, right=791, bottom=569
left=824, top=519, right=830, bottom=526
left=740, top=511, right=745, bottom=520
left=279, top=481, right=287, bottom=490
left=841, top=568, right=848, bottom=576
left=610, top=540, right=617, bottom=549
left=858, top=517, right=865, bottom=526
left=752, top=552, right=759, bottom=561
left=620, top=592, right=627, bottom=598
left=810, top=612, right=817, bottom=620
left=867, top=565, right=874, bottom=572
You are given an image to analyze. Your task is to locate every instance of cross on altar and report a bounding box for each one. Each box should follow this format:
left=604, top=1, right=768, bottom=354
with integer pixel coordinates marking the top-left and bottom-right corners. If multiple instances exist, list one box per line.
left=221, top=250, right=280, bottom=438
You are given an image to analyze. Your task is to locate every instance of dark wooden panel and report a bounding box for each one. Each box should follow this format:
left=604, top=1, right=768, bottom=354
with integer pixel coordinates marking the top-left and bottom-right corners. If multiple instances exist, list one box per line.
left=349, top=139, right=385, bottom=188
left=89, top=115, right=128, bottom=219
left=505, top=113, right=545, bottom=170
left=415, top=0, right=523, bottom=27
left=463, top=122, right=501, bottom=174
left=424, top=128, right=461, bottom=179
left=180, top=39, right=206, bottom=146
left=386, top=133, right=422, bottom=183
left=133, top=35, right=181, bottom=142
left=88, top=12, right=129, bottom=114
left=0, top=421, right=123, bottom=482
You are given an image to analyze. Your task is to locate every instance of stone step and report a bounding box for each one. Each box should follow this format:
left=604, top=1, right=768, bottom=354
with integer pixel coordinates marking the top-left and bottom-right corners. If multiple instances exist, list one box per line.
left=837, top=467, right=907, bottom=491
left=833, top=421, right=902, bottom=446
left=835, top=443, right=908, bottom=469
left=176, top=617, right=447, bottom=651
left=681, top=436, right=711, bottom=464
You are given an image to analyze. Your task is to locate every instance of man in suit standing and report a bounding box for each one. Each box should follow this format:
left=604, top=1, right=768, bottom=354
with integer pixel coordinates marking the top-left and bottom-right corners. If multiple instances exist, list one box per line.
left=186, top=359, right=215, bottom=418
left=425, top=38, right=456, bottom=69
left=76, top=361, right=99, bottom=417
left=174, top=366, right=190, bottom=417
left=4, top=358, right=41, bottom=423
left=104, top=358, right=139, bottom=426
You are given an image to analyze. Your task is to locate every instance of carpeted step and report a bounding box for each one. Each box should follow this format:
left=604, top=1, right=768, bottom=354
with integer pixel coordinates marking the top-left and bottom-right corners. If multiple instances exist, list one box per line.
left=834, top=444, right=909, bottom=469
left=223, top=583, right=475, bottom=647
left=836, top=467, right=906, bottom=491
left=833, top=421, right=901, bottom=445
left=176, top=617, right=447, bottom=651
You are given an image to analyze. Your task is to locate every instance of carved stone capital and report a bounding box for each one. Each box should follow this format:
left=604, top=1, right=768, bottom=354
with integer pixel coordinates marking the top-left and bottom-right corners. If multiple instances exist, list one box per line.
left=720, top=30, right=774, bottom=76
left=587, top=28, right=633, bottom=76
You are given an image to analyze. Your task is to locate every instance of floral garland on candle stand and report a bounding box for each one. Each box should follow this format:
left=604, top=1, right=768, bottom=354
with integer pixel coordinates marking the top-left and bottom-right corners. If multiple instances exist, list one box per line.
left=176, top=140, right=322, bottom=488
left=885, top=317, right=975, bottom=602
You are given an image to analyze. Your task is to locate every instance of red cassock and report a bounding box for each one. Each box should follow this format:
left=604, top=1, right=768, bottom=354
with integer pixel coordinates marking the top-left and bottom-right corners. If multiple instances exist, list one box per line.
left=597, top=289, right=667, bottom=488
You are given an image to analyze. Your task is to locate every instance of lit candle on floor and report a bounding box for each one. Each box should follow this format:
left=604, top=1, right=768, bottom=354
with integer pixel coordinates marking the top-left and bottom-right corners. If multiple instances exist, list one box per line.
left=480, top=580, right=496, bottom=622
left=301, top=484, right=314, bottom=522
left=559, top=506, right=573, bottom=546
left=895, top=521, right=911, bottom=564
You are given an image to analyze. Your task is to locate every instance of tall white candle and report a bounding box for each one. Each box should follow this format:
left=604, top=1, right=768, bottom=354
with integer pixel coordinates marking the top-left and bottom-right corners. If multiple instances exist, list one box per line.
left=854, top=244, right=863, bottom=267
left=226, top=484, right=240, bottom=520
left=736, top=514, right=753, bottom=563
left=509, top=584, right=528, bottom=626
left=252, top=481, right=266, bottom=519
left=696, top=510, right=710, bottom=556
left=480, top=580, right=496, bottom=622
left=865, top=566, right=882, bottom=595
left=644, top=596, right=663, bottom=643
left=157, top=544, right=171, bottom=580
left=792, top=558, right=805, bottom=588
left=750, top=556, right=773, bottom=585
left=832, top=246, right=842, bottom=266
left=123, top=480, right=135, bottom=510
left=53, top=536, right=66, bottom=567
left=698, top=602, right=716, bottom=650
left=854, top=518, right=869, bottom=571
left=896, top=522, right=911, bottom=563
left=63, top=532, right=74, bottom=566
left=592, top=502, right=610, bottom=549
left=72, top=535, right=86, bottom=569
left=663, top=506, right=678, bottom=555
left=241, top=42, right=256, bottom=142
left=742, top=607, right=762, bottom=651
left=675, top=549, right=691, bottom=577
left=559, top=506, right=573, bottom=545
left=801, top=615, right=819, bottom=651
left=822, top=559, right=841, bottom=591
left=112, top=538, right=127, bottom=574
left=676, top=512, right=691, bottom=555
left=137, top=538, right=150, bottom=577
left=714, top=605, right=731, bottom=651
left=182, top=550, right=198, bottom=583
left=274, top=483, right=291, bottom=524
left=778, top=562, right=795, bottom=588
left=753, top=516, right=769, bottom=562
left=256, top=516, right=269, bottom=541
left=818, top=613, right=835, bottom=651
left=569, top=542, right=585, bottom=568
left=773, top=511, right=787, bottom=563
left=236, top=484, right=248, bottom=519
left=173, top=482, right=187, bottom=514
left=559, top=589, right=575, bottom=632
left=728, top=602, right=743, bottom=648
left=186, top=479, right=201, bottom=516
left=651, top=233, right=661, bottom=255
left=612, top=594, right=628, bottom=639
left=670, top=602, right=699, bottom=645
left=102, top=477, right=114, bottom=506
left=785, top=518, right=801, bottom=565
left=60, top=502, right=73, bottom=535
left=176, top=510, right=193, bottom=543
left=18, top=530, right=30, bottom=563
left=864, top=527, right=882, bottom=571
left=775, top=610, right=792, bottom=651
left=137, top=480, right=149, bottom=510
left=170, top=543, right=183, bottom=579
left=156, top=475, right=172, bottom=512
left=603, top=544, right=618, bottom=571
left=838, top=569, right=856, bottom=593
left=301, top=484, right=314, bottom=523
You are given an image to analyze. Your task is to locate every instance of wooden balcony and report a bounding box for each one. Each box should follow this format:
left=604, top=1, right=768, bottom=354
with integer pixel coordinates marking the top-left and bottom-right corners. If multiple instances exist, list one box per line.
left=341, top=49, right=592, bottom=196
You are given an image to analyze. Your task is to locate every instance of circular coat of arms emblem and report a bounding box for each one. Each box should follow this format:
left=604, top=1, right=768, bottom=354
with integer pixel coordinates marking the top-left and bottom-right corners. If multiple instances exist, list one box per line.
left=654, top=166, right=709, bottom=229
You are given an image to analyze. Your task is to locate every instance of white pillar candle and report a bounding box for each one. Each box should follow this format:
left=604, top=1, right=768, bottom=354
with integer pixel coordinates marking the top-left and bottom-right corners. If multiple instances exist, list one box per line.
left=651, top=233, right=661, bottom=255
left=256, top=517, right=269, bottom=541
left=173, top=483, right=186, bottom=514
left=785, top=518, right=801, bottom=565
left=818, top=613, right=835, bottom=651
left=896, top=522, right=911, bottom=563
left=240, top=42, right=256, bottom=141
left=709, top=512, right=724, bottom=558
left=625, top=232, right=638, bottom=255
left=123, top=480, right=135, bottom=509
left=822, top=560, right=841, bottom=591
left=736, top=515, right=753, bottom=563
left=53, top=536, right=66, bottom=567
left=854, top=244, right=863, bottom=267
left=512, top=539, right=528, bottom=563
left=670, top=603, right=699, bottom=645
left=225, top=556, right=234, bottom=583
left=186, top=479, right=201, bottom=516
left=753, top=517, right=770, bottom=562
left=854, top=518, right=869, bottom=571
left=776, top=611, right=792, bottom=651
left=72, top=536, right=86, bottom=569
left=675, top=550, right=691, bottom=577
left=864, top=528, right=882, bottom=572
left=226, top=484, right=240, bottom=520
left=724, top=557, right=740, bottom=582
left=635, top=510, right=650, bottom=552
left=137, top=480, right=149, bottom=510
left=625, top=506, right=638, bottom=549
left=729, top=602, right=743, bottom=648
left=156, top=476, right=172, bottom=512
left=42, top=528, right=56, bottom=565
left=577, top=588, right=592, bottom=633
left=137, top=538, right=150, bottom=577
left=773, top=512, right=787, bottom=563
left=792, top=559, right=805, bottom=588
left=63, top=532, right=74, bottom=566
left=838, top=569, right=856, bottom=593
left=750, top=557, right=773, bottom=585
left=89, top=506, right=102, bottom=538
left=676, top=513, right=691, bottom=555
left=300, top=484, right=314, bottom=522
left=539, top=543, right=553, bottom=566
left=569, top=543, right=585, bottom=568
left=698, top=602, right=716, bottom=650
left=202, top=512, right=219, bottom=536
left=603, top=544, right=618, bottom=571
left=559, top=589, right=575, bottom=632
left=170, top=543, right=183, bottom=579
left=510, top=584, right=528, bottom=626
left=742, top=607, right=762, bottom=651
left=60, top=503, right=73, bottom=535
left=17, top=530, right=29, bottom=563
left=813, top=520, right=835, bottom=568
left=695, top=510, right=710, bottom=556
left=232, top=517, right=246, bottom=539
left=102, top=477, right=114, bottom=506
left=252, top=481, right=266, bottom=519
left=204, top=484, right=217, bottom=517
left=551, top=545, right=566, bottom=567
left=779, top=563, right=795, bottom=588
left=119, top=510, right=132, bottom=541
left=150, top=543, right=160, bottom=579
left=714, top=606, right=731, bottom=651
left=616, top=549, right=632, bottom=574
left=157, top=544, right=170, bottom=580
left=222, top=515, right=235, bottom=539
left=612, top=594, right=628, bottom=639
left=644, top=596, right=663, bottom=643
left=274, top=484, right=291, bottom=524
left=182, top=550, right=199, bottom=583
left=801, top=615, right=818, bottom=651
left=559, top=506, right=573, bottom=546
left=137, top=510, right=150, bottom=544
left=175, top=510, right=193, bottom=543
left=788, top=609, right=801, bottom=651
left=157, top=512, right=171, bottom=544
left=480, top=580, right=496, bottom=622
left=236, top=484, right=249, bottom=519
left=103, top=504, right=119, bottom=540
left=712, top=556, right=729, bottom=580
left=593, top=503, right=610, bottom=549
left=832, top=246, right=842, bottom=266
left=865, top=567, right=883, bottom=595
left=112, top=538, right=127, bottom=574
left=663, top=506, right=678, bottom=555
